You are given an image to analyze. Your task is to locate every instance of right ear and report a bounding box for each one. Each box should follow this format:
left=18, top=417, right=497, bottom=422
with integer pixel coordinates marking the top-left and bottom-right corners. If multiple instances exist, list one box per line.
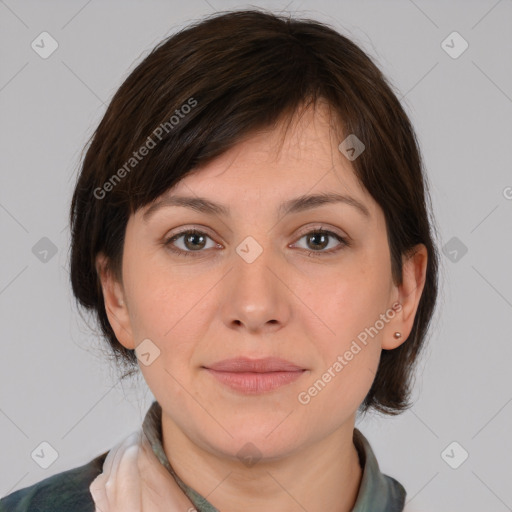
left=95, top=252, right=135, bottom=350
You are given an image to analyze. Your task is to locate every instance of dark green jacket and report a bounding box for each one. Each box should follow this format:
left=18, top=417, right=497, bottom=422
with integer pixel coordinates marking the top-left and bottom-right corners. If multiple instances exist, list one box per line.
left=0, top=401, right=406, bottom=511
left=0, top=451, right=107, bottom=512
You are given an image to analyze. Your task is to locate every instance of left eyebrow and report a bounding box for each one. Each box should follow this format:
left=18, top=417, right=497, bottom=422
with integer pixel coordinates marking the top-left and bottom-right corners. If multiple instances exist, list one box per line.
left=142, top=191, right=371, bottom=223
left=279, top=192, right=370, bottom=219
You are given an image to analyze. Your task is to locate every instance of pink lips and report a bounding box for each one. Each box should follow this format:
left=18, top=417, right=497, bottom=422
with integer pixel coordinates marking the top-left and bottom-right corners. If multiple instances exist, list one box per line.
left=203, top=357, right=306, bottom=394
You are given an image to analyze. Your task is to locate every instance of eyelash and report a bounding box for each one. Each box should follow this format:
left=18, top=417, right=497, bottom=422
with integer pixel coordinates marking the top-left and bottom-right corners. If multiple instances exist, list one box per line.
left=163, top=227, right=350, bottom=258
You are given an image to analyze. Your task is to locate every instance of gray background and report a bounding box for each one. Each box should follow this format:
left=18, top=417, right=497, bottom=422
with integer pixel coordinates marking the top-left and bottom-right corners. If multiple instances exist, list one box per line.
left=1, top=0, right=511, bottom=510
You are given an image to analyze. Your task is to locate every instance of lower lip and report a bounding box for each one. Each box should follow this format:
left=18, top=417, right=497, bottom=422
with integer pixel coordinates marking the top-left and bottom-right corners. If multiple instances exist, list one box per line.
left=204, top=369, right=306, bottom=394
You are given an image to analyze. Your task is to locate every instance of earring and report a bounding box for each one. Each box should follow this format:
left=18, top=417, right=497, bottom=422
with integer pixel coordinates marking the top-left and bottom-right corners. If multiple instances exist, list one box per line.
left=393, top=332, right=402, bottom=339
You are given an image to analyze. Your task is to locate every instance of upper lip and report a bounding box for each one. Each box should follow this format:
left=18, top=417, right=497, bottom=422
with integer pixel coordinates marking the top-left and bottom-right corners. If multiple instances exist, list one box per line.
left=204, top=357, right=305, bottom=373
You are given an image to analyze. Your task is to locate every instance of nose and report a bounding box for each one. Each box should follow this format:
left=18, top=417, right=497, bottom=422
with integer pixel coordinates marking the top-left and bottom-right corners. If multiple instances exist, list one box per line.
left=220, top=236, right=292, bottom=334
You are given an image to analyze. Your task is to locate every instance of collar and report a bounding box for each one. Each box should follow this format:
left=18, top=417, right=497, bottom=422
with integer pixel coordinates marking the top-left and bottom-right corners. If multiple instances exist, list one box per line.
left=142, top=400, right=406, bottom=511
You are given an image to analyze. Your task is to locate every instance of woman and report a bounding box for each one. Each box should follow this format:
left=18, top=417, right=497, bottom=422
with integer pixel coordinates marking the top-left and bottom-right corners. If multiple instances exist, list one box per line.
left=0, top=8, right=439, bottom=512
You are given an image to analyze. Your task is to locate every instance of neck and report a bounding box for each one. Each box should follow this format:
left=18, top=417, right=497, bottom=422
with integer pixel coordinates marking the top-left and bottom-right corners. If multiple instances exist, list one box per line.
left=161, top=413, right=363, bottom=512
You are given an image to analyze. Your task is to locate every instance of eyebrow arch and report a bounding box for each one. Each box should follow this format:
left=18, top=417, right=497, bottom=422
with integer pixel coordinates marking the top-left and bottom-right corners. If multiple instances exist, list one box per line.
left=142, top=191, right=370, bottom=222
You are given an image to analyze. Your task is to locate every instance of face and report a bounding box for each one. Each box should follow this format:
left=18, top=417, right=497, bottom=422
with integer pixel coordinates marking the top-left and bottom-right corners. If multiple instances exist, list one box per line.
left=97, top=101, right=427, bottom=461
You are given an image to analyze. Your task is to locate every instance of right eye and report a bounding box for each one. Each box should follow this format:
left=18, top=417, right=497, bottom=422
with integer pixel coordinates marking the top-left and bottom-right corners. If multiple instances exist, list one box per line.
left=164, top=229, right=219, bottom=257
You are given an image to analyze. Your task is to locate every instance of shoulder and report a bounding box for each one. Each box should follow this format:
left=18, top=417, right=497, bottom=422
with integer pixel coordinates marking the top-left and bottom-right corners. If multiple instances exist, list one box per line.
left=0, top=451, right=108, bottom=512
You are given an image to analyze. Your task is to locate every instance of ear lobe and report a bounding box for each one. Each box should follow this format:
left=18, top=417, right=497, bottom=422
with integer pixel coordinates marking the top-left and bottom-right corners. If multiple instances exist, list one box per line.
left=95, top=252, right=135, bottom=350
left=382, top=244, right=428, bottom=350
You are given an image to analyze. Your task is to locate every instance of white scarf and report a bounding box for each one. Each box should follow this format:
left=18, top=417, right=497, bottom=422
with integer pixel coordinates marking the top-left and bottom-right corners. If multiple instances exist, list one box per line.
left=89, top=428, right=197, bottom=512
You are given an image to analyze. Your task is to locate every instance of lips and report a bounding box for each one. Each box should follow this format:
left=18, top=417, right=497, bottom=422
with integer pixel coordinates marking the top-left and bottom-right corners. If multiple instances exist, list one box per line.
left=203, top=357, right=307, bottom=394
left=204, top=357, right=305, bottom=373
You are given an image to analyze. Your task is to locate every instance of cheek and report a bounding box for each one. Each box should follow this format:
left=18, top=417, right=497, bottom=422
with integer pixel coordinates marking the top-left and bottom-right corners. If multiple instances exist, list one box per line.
left=300, top=254, right=391, bottom=399
left=297, top=321, right=382, bottom=427
left=306, top=259, right=390, bottom=345
left=123, top=249, right=191, bottom=334
left=123, top=254, right=217, bottom=377
left=127, top=265, right=202, bottom=408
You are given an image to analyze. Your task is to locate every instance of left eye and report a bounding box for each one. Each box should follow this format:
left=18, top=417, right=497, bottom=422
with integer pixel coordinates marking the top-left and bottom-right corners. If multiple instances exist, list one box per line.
left=293, top=229, right=348, bottom=255
left=164, top=228, right=348, bottom=257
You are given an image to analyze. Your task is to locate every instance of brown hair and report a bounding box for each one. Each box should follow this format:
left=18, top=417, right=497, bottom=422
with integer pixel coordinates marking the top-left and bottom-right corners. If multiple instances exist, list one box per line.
left=69, top=9, right=439, bottom=416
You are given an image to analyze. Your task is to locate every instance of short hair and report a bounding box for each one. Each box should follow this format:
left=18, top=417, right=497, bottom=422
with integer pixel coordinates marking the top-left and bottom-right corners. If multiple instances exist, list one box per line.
left=69, top=9, right=439, bottom=416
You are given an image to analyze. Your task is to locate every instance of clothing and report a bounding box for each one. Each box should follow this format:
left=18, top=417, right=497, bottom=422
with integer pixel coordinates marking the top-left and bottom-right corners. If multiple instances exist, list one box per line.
left=0, top=400, right=406, bottom=511
left=0, top=450, right=107, bottom=511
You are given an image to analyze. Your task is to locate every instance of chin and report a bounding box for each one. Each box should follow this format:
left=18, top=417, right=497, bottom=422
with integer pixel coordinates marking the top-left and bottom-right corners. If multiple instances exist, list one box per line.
left=206, top=420, right=304, bottom=459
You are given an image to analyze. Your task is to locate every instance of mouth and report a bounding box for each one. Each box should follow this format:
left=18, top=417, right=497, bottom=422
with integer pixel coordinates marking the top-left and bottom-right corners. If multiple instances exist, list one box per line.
left=202, top=357, right=307, bottom=394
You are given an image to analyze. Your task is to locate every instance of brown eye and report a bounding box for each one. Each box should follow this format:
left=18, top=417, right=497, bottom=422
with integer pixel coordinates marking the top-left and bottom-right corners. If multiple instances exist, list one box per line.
left=306, top=231, right=330, bottom=250
left=164, top=229, right=216, bottom=256
left=293, top=229, right=349, bottom=257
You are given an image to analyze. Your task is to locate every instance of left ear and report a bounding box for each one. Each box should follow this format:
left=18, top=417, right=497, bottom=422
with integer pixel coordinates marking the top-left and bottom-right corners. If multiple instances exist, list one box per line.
left=382, top=243, right=428, bottom=350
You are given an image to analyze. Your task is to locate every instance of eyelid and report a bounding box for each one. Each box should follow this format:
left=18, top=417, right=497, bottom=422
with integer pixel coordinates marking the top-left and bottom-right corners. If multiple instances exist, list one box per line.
left=165, top=224, right=221, bottom=244
left=293, top=224, right=349, bottom=242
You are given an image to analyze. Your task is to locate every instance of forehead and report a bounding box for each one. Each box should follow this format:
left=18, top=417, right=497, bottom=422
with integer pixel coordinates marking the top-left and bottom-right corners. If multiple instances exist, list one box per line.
left=140, top=102, right=376, bottom=220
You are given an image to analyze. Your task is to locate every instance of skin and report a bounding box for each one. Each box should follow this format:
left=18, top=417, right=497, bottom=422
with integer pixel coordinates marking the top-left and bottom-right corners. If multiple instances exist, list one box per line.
left=96, top=100, right=427, bottom=512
